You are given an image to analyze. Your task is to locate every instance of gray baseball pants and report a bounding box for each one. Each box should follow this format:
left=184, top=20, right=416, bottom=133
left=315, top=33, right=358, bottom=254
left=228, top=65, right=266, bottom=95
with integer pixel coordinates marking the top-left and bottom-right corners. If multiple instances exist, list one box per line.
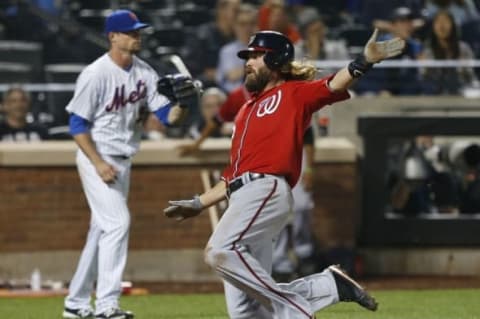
left=205, top=174, right=339, bottom=319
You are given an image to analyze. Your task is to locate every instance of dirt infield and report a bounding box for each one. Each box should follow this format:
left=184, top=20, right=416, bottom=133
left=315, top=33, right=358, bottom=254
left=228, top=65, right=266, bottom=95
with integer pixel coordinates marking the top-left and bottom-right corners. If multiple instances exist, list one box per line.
left=136, top=275, right=480, bottom=294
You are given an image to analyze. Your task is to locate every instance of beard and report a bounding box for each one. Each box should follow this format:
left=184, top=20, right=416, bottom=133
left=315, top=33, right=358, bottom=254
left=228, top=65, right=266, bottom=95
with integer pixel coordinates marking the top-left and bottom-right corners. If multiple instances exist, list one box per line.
left=245, top=66, right=272, bottom=93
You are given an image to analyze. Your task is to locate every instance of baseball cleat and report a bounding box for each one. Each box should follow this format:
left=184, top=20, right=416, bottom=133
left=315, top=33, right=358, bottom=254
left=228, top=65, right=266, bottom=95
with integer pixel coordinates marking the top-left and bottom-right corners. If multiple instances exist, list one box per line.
left=95, top=308, right=134, bottom=319
left=63, top=307, right=94, bottom=318
left=328, top=264, right=378, bottom=311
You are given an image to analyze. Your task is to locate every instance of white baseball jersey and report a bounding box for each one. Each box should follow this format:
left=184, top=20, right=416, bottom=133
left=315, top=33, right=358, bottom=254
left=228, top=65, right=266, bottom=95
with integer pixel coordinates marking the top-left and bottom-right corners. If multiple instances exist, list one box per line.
left=66, top=53, right=170, bottom=157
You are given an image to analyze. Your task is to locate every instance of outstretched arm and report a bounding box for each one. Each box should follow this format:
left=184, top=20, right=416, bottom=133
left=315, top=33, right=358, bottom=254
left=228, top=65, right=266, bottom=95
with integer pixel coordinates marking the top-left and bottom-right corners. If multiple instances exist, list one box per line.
left=329, top=29, right=405, bottom=92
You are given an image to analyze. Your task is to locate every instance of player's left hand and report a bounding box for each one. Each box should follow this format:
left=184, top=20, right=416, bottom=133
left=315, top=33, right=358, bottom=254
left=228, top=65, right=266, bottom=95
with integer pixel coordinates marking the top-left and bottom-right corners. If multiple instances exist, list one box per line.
left=363, top=29, right=406, bottom=63
left=157, top=74, right=201, bottom=109
left=164, top=195, right=204, bottom=221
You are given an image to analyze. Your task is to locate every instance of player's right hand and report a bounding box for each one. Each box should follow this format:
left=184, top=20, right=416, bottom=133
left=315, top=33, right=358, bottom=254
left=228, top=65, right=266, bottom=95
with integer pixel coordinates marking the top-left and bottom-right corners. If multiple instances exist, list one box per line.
left=164, top=196, right=204, bottom=221
left=95, top=161, right=118, bottom=184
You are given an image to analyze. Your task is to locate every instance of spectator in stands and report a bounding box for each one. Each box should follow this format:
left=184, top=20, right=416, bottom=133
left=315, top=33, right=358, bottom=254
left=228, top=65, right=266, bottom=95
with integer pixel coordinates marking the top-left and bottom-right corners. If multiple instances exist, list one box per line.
left=384, top=7, right=424, bottom=57
left=421, top=10, right=478, bottom=94
left=258, top=0, right=302, bottom=44
left=216, top=3, right=257, bottom=93
left=300, top=0, right=357, bottom=28
left=356, top=7, right=424, bottom=95
left=178, top=85, right=249, bottom=156
left=0, top=87, right=49, bottom=141
left=188, top=87, right=230, bottom=140
left=359, top=0, right=426, bottom=29
left=184, top=0, right=240, bottom=87
left=295, top=9, right=350, bottom=70
left=425, top=0, right=479, bottom=25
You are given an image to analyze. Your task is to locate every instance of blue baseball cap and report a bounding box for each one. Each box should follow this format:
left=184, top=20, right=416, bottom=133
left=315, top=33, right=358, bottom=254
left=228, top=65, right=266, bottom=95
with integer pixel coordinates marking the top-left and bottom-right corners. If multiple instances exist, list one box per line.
left=105, top=10, right=149, bottom=33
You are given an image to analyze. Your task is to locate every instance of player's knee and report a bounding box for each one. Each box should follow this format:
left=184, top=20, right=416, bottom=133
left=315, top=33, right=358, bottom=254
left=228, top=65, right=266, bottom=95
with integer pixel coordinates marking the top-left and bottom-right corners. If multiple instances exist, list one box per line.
left=204, top=246, right=226, bottom=269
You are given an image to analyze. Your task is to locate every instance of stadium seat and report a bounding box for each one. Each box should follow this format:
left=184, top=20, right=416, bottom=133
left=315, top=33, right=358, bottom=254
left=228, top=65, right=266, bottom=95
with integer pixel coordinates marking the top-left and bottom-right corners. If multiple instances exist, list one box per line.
left=461, top=19, right=480, bottom=58
left=70, top=0, right=110, bottom=10
left=175, top=6, right=212, bottom=27
left=461, top=19, right=480, bottom=78
left=76, top=9, right=110, bottom=32
left=44, top=64, right=85, bottom=126
left=44, top=64, right=85, bottom=83
left=337, top=25, right=371, bottom=55
left=0, top=41, right=43, bottom=81
left=191, top=0, right=218, bottom=8
left=146, top=28, right=185, bottom=49
left=136, top=0, right=172, bottom=10
left=0, top=62, right=32, bottom=83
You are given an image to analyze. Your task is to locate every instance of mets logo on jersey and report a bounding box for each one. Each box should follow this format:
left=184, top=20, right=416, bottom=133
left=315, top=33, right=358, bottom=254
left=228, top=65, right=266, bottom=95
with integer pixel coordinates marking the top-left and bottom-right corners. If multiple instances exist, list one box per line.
left=256, top=90, right=282, bottom=117
left=106, top=80, right=147, bottom=112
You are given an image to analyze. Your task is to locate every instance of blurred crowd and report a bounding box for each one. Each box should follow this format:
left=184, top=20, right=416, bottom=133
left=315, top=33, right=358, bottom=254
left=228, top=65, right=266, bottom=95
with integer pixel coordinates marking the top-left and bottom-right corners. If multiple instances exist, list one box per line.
left=0, top=0, right=479, bottom=141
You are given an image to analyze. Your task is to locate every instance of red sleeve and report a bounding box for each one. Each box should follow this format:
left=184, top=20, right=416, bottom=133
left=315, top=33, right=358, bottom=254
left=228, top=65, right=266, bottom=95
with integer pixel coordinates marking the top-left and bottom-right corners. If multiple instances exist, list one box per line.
left=294, top=74, right=350, bottom=114
left=217, top=87, right=249, bottom=123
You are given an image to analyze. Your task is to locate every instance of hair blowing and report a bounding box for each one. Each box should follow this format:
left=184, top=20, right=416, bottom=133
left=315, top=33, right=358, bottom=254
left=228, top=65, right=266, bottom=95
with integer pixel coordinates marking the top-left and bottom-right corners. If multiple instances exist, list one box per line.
left=281, top=60, right=317, bottom=81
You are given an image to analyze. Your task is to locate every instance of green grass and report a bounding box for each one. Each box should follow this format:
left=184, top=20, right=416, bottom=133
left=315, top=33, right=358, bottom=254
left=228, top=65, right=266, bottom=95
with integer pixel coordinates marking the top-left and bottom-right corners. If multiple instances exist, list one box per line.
left=0, top=289, right=479, bottom=319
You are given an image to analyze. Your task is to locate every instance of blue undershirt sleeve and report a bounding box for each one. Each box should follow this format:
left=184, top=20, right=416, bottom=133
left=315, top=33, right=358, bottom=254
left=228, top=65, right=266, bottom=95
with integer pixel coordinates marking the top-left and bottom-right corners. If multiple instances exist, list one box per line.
left=154, top=103, right=173, bottom=126
left=69, top=113, right=91, bottom=135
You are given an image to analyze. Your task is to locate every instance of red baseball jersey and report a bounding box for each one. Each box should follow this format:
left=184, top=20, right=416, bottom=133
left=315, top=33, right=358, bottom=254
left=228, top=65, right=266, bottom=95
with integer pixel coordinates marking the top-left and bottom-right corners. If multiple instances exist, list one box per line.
left=222, top=76, right=350, bottom=187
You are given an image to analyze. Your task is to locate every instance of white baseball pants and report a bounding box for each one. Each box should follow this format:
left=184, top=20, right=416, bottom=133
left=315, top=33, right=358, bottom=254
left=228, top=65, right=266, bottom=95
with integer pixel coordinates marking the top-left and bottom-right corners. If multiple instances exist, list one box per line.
left=65, top=150, right=131, bottom=314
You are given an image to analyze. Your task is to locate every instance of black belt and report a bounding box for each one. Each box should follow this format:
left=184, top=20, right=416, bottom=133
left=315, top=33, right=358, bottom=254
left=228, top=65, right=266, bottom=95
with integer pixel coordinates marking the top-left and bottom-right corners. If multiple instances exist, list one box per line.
left=228, top=173, right=265, bottom=196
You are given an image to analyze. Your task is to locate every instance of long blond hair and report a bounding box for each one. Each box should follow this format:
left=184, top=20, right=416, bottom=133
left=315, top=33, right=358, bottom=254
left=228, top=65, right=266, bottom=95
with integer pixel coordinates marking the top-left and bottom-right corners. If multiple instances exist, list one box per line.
left=280, top=60, right=317, bottom=81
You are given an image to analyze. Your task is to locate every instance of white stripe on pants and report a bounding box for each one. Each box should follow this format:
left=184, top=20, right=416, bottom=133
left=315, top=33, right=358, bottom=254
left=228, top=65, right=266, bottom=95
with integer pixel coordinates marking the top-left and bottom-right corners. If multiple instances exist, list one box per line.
left=65, top=150, right=131, bottom=314
left=205, top=175, right=339, bottom=319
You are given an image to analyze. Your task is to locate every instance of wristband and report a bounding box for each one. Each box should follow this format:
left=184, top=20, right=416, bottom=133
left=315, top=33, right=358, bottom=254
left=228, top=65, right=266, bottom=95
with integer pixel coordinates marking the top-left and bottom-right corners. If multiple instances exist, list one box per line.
left=348, top=55, right=373, bottom=78
left=192, top=195, right=204, bottom=210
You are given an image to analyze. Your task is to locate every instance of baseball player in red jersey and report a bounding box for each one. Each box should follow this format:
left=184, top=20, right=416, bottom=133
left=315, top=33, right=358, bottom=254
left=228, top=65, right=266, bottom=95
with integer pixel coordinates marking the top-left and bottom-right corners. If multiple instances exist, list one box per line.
left=165, top=30, right=404, bottom=318
left=178, top=84, right=317, bottom=281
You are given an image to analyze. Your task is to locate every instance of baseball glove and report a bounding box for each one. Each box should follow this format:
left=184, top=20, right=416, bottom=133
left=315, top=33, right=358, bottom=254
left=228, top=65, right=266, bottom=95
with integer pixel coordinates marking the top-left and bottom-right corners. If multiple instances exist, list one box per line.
left=157, top=73, right=199, bottom=109
left=163, top=195, right=204, bottom=221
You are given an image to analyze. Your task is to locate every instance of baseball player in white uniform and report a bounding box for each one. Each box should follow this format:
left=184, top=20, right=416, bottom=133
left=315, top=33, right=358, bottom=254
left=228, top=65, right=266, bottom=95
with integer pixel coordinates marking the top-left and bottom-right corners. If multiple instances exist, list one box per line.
left=63, top=10, right=197, bottom=319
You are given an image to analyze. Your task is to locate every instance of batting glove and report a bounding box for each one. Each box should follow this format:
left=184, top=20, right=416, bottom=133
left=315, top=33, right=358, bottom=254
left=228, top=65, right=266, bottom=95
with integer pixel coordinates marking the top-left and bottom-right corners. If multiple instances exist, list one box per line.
left=363, top=28, right=405, bottom=63
left=348, top=29, right=406, bottom=78
left=164, top=195, right=204, bottom=221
